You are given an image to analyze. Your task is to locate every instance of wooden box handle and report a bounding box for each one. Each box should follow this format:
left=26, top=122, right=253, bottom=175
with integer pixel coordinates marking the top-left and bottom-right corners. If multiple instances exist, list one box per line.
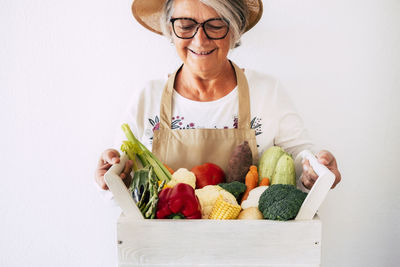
left=295, top=150, right=335, bottom=220
left=104, top=154, right=144, bottom=219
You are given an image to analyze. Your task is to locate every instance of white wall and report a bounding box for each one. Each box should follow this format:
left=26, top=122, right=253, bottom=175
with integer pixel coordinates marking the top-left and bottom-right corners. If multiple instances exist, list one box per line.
left=1, top=0, right=399, bottom=266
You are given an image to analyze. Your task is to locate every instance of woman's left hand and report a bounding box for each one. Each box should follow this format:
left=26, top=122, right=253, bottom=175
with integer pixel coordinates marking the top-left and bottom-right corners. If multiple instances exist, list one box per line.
left=300, top=150, right=341, bottom=190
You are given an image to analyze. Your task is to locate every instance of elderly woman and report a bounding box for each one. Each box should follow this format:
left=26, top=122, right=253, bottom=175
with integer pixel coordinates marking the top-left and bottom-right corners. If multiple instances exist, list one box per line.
left=95, top=0, right=341, bottom=192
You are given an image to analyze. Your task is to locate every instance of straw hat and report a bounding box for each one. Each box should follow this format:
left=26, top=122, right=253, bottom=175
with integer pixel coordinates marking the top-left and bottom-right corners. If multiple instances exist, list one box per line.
left=131, top=0, right=263, bottom=35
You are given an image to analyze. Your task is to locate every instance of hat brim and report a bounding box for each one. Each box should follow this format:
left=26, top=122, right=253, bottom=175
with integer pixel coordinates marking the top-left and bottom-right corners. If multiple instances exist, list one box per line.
left=132, top=0, right=263, bottom=35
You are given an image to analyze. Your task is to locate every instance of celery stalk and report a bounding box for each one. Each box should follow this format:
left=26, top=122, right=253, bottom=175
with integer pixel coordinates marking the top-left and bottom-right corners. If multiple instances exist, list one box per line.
left=120, top=138, right=149, bottom=167
left=120, top=141, right=138, bottom=171
left=121, top=123, right=172, bottom=181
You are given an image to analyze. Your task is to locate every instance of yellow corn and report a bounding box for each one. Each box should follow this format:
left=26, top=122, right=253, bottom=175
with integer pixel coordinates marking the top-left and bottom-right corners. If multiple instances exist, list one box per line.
left=209, top=194, right=241, bottom=220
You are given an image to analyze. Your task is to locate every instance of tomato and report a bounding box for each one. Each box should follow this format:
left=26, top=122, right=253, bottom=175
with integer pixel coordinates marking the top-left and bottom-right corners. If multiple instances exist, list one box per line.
left=191, top=163, right=226, bottom=189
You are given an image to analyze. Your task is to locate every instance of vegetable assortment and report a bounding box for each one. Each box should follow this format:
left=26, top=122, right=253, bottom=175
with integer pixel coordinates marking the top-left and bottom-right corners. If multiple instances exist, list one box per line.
left=120, top=125, right=307, bottom=221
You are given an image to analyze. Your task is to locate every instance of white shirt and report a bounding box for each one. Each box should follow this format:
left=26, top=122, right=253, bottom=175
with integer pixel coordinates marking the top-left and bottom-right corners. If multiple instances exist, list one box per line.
left=114, top=68, right=316, bottom=159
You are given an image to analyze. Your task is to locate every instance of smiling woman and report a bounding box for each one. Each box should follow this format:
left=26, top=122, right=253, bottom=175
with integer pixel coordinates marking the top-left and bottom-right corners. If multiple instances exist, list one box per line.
left=161, top=0, right=251, bottom=48
left=171, top=0, right=235, bottom=90
left=95, top=0, right=341, bottom=199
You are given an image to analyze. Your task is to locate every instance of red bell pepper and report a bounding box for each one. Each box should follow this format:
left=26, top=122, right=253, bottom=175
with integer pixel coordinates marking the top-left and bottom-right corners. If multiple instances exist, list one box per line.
left=156, top=183, right=201, bottom=219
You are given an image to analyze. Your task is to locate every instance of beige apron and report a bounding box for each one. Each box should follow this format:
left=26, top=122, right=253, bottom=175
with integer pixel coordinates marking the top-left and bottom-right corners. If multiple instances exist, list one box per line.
left=152, top=61, right=258, bottom=173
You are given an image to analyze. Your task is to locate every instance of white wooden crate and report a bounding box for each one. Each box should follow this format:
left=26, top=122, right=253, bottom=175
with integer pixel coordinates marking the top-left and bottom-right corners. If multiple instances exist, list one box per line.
left=116, top=215, right=321, bottom=266
left=105, top=150, right=334, bottom=267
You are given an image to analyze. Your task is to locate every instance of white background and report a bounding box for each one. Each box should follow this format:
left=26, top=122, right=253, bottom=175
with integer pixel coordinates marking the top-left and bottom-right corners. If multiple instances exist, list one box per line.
left=1, top=0, right=399, bottom=266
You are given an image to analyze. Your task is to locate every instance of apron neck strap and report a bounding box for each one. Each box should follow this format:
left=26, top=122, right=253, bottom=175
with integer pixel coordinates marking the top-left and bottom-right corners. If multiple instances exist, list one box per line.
left=159, top=61, right=251, bottom=130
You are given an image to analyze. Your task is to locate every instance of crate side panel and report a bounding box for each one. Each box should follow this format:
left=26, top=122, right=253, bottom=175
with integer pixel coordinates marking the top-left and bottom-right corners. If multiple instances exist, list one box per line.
left=117, top=219, right=321, bottom=266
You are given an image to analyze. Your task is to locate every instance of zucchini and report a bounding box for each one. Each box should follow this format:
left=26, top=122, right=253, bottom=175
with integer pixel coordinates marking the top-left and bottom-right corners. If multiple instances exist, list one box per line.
left=258, top=146, right=296, bottom=186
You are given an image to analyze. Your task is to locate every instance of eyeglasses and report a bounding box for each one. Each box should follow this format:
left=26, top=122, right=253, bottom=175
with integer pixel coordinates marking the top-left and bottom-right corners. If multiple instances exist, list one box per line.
left=170, top=18, right=230, bottom=40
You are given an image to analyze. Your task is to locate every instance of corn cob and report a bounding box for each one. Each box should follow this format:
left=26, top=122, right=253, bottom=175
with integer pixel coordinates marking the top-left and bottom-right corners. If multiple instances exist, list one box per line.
left=209, top=194, right=241, bottom=220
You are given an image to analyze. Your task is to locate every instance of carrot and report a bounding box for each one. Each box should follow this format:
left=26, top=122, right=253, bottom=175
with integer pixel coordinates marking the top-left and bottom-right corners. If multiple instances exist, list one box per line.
left=163, top=164, right=174, bottom=175
left=241, top=165, right=259, bottom=203
left=259, top=177, right=270, bottom=186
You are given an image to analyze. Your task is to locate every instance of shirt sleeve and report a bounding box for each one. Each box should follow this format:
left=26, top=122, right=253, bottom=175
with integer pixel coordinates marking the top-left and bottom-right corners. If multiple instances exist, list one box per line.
left=272, top=80, right=316, bottom=155
left=272, top=80, right=321, bottom=188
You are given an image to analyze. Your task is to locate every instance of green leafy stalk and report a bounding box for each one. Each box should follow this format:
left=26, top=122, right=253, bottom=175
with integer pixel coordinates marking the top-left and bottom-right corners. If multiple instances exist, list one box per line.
left=120, top=141, right=138, bottom=171
left=121, top=123, right=172, bottom=182
left=121, top=140, right=149, bottom=167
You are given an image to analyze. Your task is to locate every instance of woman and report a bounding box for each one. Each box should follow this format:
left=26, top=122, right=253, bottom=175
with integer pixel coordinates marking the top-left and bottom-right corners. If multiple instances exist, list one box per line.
left=95, top=0, right=341, bottom=193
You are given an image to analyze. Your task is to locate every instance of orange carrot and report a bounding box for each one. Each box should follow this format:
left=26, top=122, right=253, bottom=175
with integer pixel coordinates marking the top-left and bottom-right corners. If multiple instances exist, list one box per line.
left=241, top=165, right=259, bottom=203
left=259, top=177, right=270, bottom=186
left=163, top=164, right=174, bottom=175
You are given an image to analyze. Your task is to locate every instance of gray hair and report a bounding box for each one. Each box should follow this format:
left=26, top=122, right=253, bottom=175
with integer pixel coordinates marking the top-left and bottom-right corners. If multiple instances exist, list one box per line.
left=160, top=0, right=249, bottom=48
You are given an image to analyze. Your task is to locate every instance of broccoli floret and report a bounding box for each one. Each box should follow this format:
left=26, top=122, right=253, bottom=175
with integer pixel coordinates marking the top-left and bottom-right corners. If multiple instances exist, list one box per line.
left=218, top=181, right=247, bottom=203
left=258, top=184, right=307, bottom=221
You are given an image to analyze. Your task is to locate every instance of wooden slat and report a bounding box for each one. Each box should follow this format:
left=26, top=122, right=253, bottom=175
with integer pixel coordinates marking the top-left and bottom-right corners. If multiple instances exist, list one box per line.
left=116, top=216, right=321, bottom=266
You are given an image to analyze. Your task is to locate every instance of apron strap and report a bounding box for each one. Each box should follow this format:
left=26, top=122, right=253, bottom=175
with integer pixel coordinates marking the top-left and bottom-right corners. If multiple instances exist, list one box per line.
left=231, top=61, right=251, bottom=130
left=159, top=66, right=178, bottom=130
left=159, top=61, right=251, bottom=130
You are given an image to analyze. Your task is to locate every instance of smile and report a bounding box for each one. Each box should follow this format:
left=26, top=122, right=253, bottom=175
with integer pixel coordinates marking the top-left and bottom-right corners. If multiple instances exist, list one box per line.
left=189, top=48, right=216, bottom=56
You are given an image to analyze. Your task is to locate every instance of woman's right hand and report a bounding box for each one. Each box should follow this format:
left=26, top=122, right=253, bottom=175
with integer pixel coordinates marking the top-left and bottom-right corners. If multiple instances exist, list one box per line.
left=95, top=148, right=133, bottom=190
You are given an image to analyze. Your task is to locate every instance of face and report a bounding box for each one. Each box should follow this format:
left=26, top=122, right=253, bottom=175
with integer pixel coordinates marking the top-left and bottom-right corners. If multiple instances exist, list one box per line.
left=170, top=0, right=231, bottom=74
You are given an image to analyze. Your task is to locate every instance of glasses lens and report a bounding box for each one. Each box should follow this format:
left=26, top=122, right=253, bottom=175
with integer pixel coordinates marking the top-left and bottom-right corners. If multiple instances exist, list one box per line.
left=173, top=19, right=198, bottom=38
left=204, top=19, right=229, bottom=39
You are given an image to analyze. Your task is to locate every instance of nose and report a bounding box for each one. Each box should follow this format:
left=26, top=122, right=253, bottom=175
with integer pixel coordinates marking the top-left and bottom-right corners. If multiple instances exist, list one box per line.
left=192, top=25, right=210, bottom=45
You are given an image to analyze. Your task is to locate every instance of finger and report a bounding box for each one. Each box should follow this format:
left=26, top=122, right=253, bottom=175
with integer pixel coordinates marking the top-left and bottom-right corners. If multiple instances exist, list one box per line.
left=331, top=169, right=342, bottom=189
left=120, top=160, right=133, bottom=180
left=301, top=159, right=319, bottom=189
left=99, top=180, right=109, bottom=190
left=102, top=149, right=120, bottom=165
left=301, top=176, right=313, bottom=189
left=97, top=163, right=112, bottom=171
left=121, top=161, right=133, bottom=187
left=97, top=156, right=107, bottom=168
left=123, top=175, right=132, bottom=188
left=317, top=150, right=333, bottom=166
left=301, top=172, right=315, bottom=189
left=95, top=170, right=109, bottom=190
left=316, top=151, right=341, bottom=189
left=97, top=149, right=119, bottom=167
left=302, top=159, right=318, bottom=182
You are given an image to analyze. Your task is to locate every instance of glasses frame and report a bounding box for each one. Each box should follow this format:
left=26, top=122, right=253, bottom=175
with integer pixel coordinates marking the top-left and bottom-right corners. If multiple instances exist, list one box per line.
left=170, top=17, right=230, bottom=40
